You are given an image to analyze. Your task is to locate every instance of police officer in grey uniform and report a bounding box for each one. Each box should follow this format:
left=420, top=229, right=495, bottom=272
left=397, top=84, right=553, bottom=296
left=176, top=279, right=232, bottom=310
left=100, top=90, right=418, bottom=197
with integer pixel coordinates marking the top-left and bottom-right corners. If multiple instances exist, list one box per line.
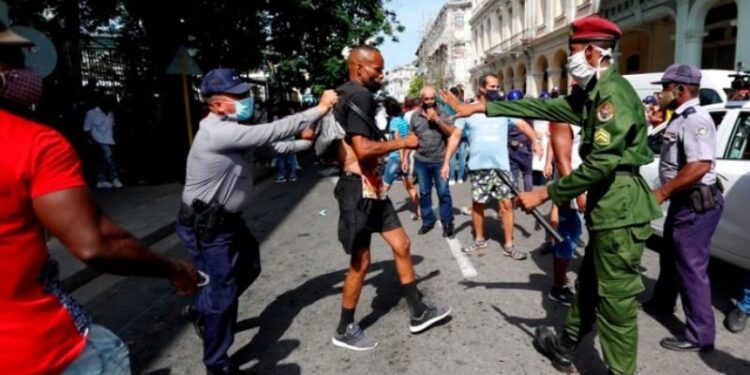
left=176, top=68, right=338, bottom=374
left=645, top=64, right=724, bottom=352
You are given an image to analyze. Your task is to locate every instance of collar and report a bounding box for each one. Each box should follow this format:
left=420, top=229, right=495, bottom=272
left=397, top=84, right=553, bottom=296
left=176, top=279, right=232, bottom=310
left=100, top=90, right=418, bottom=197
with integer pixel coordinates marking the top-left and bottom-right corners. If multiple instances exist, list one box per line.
left=674, top=98, right=700, bottom=116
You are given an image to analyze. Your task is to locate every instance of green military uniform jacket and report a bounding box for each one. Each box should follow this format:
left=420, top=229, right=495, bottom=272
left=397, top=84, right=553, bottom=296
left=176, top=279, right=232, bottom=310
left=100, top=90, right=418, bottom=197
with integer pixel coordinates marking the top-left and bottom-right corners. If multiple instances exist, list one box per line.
left=487, top=66, right=662, bottom=230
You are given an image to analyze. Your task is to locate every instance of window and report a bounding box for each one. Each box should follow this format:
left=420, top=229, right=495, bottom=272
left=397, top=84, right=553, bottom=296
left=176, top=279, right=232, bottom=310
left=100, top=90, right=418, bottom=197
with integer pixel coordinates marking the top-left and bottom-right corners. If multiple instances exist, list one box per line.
left=699, top=89, right=723, bottom=106
left=537, top=0, right=546, bottom=27
left=710, top=111, right=727, bottom=128
left=556, top=0, right=565, bottom=17
left=454, top=15, right=464, bottom=28
left=626, top=55, right=640, bottom=74
left=725, top=113, right=750, bottom=160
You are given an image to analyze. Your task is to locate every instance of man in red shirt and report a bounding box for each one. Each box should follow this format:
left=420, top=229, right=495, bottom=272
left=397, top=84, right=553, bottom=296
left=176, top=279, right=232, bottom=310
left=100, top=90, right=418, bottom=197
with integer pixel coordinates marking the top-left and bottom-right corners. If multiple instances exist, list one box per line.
left=0, top=27, right=198, bottom=374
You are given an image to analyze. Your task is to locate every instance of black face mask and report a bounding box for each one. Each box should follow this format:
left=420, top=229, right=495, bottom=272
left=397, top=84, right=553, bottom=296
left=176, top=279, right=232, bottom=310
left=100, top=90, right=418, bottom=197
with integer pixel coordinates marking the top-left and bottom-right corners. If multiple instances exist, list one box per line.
left=422, top=102, right=436, bottom=109
left=365, top=79, right=382, bottom=93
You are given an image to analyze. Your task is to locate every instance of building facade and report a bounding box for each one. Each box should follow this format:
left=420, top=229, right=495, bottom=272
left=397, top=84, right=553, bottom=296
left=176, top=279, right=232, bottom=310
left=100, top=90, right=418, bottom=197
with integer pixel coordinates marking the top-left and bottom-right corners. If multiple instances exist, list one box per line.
left=602, top=0, right=748, bottom=74
left=468, top=0, right=598, bottom=98
left=416, top=0, right=475, bottom=91
left=386, top=63, right=418, bottom=102
left=467, top=0, right=748, bottom=98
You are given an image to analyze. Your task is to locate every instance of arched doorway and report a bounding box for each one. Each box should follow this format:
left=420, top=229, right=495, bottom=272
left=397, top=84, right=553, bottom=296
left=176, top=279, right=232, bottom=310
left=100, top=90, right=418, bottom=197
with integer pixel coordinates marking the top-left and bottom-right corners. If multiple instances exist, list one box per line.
left=552, top=49, right=568, bottom=94
left=516, top=62, right=527, bottom=94
left=534, top=55, right=549, bottom=96
left=702, top=1, right=737, bottom=70
left=504, top=66, right=515, bottom=93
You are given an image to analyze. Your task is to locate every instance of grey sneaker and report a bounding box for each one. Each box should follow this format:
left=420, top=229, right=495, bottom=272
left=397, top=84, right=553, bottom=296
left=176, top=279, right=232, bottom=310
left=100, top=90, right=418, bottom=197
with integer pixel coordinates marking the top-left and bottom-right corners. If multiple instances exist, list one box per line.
left=332, top=323, right=378, bottom=351
left=409, top=303, right=452, bottom=333
left=503, top=245, right=528, bottom=260
left=462, top=239, right=488, bottom=253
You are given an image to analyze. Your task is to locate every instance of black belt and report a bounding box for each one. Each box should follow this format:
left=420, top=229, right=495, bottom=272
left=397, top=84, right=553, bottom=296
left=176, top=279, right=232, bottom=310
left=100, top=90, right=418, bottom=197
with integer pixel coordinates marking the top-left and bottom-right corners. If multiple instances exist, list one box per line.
left=615, top=165, right=640, bottom=176
left=178, top=202, right=240, bottom=226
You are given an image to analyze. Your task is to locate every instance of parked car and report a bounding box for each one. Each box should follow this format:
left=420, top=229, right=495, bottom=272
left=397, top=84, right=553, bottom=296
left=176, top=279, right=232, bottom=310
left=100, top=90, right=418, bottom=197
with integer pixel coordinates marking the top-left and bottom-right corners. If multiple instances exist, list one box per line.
left=640, top=99, right=750, bottom=270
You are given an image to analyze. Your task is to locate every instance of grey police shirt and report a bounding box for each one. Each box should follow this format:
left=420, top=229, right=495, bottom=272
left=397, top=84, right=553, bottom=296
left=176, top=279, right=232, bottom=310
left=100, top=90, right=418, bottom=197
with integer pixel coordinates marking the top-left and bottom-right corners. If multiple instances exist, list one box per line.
left=182, top=108, right=321, bottom=213
left=659, top=97, right=717, bottom=186
left=410, top=107, right=451, bottom=163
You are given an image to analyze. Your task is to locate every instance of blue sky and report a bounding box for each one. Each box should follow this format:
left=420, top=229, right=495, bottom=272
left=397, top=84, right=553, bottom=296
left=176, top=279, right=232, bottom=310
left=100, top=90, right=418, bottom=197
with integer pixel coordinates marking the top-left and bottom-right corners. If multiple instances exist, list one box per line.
left=379, top=0, right=444, bottom=71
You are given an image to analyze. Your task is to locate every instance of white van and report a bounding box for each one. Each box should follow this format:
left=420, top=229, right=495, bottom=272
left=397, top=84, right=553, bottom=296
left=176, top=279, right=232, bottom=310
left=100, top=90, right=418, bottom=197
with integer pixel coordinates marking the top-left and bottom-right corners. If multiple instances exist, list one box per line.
left=624, top=70, right=734, bottom=106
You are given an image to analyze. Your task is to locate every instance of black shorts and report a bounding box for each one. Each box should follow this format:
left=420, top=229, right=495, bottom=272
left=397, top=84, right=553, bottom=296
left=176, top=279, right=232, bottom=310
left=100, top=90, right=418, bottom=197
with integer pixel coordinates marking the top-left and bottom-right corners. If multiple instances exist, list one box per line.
left=335, top=174, right=402, bottom=254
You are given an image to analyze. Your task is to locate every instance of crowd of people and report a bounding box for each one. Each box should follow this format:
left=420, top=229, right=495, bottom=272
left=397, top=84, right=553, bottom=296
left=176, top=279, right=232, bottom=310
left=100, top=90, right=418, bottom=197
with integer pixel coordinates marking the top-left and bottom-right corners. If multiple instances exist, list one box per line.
left=2, top=14, right=749, bottom=375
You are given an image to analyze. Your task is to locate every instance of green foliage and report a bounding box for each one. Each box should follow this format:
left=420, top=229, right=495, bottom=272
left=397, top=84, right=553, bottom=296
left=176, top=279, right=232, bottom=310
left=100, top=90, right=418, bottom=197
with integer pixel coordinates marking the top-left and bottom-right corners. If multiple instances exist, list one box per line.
left=407, top=74, right=423, bottom=98
left=7, top=0, right=403, bottom=96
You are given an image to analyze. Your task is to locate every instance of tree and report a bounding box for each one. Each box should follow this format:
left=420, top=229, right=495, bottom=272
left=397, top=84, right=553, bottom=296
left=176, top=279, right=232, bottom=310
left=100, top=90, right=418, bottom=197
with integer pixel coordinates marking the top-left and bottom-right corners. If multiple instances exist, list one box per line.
left=407, top=74, right=423, bottom=98
left=10, top=0, right=402, bottom=95
left=264, top=0, right=404, bottom=94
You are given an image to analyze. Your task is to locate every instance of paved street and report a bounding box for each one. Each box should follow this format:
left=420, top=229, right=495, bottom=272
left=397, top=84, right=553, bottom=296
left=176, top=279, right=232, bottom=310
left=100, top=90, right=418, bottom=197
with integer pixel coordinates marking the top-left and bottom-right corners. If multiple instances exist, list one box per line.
left=73, top=165, right=750, bottom=375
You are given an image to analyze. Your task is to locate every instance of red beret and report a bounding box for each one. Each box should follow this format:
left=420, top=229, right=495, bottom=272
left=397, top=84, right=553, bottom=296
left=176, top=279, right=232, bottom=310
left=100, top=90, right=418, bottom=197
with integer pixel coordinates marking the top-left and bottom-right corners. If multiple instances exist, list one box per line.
left=569, top=16, right=621, bottom=43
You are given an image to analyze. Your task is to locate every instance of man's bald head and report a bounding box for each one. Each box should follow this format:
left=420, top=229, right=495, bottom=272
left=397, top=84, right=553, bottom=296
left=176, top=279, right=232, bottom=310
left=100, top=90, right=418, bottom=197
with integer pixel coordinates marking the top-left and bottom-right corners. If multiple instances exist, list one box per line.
left=347, top=45, right=381, bottom=67
left=421, top=86, right=437, bottom=108
left=346, top=45, right=385, bottom=92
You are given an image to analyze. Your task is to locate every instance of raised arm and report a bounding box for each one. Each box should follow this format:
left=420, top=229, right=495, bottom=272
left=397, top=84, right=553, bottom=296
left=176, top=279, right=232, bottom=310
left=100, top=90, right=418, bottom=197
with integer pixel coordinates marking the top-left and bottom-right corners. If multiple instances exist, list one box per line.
left=210, top=90, right=338, bottom=152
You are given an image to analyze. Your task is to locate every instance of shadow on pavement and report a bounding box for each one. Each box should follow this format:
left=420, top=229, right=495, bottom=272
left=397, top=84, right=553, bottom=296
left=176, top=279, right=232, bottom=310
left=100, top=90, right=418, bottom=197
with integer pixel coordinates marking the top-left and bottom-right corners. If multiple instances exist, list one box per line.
left=699, top=348, right=750, bottom=375
left=461, top=243, right=606, bottom=374
left=231, top=256, right=436, bottom=373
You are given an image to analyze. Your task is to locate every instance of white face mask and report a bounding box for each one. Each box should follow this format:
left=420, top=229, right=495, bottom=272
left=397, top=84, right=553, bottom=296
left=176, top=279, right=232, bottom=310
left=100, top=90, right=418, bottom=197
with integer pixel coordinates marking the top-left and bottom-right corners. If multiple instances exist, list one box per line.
left=567, top=45, right=611, bottom=88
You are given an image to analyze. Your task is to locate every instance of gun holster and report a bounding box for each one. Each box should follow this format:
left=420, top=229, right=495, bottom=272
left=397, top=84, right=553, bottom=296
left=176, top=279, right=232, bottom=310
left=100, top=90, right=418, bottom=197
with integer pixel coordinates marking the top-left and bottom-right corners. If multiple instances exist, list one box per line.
left=687, top=184, right=719, bottom=213
left=179, top=199, right=226, bottom=245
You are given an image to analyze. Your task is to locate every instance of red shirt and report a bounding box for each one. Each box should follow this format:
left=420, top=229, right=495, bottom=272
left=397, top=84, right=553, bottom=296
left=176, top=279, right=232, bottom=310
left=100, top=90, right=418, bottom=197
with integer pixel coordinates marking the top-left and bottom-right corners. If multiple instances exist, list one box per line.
left=0, top=110, right=88, bottom=374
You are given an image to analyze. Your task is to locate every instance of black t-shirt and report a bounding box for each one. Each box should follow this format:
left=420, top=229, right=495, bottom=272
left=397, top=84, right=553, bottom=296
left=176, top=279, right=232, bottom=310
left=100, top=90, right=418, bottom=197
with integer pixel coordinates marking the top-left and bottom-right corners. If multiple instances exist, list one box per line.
left=334, top=81, right=379, bottom=141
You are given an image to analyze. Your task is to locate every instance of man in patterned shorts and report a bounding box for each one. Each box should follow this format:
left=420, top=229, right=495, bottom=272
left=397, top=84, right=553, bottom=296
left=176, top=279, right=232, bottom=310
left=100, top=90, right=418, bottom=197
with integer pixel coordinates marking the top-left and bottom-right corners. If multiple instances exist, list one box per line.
left=442, top=73, right=541, bottom=259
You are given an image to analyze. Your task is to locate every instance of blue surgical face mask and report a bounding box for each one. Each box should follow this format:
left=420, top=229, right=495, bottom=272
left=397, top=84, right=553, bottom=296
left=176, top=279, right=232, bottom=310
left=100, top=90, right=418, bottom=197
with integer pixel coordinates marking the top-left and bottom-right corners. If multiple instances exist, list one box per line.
left=485, top=90, right=501, bottom=102
left=229, top=97, right=254, bottom=122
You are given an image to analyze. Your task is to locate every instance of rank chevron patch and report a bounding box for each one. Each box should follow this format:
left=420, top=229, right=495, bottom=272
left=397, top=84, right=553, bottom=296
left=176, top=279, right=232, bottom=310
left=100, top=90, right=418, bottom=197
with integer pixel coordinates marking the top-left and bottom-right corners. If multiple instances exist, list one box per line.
left=594, top=128, right=611, bottom=146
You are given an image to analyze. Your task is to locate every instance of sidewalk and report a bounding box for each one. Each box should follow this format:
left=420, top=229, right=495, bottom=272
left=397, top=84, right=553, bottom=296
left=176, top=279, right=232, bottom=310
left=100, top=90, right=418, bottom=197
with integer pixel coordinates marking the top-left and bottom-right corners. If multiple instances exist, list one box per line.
left=53, top=163, right=275, bottom=292
left=52, top=183, right=184, bottom=291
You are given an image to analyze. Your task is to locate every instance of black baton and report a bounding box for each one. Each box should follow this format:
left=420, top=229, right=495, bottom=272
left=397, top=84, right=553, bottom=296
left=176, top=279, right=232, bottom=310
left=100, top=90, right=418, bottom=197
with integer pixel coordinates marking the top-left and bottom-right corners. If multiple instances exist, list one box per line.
left=496, top=171, right=564, bottom=243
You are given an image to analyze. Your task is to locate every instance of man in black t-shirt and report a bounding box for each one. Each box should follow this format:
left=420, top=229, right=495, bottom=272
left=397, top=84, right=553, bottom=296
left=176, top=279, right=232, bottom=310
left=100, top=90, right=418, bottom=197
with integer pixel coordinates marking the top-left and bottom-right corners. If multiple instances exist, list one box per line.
left=330, top=46, right=452, bottom=351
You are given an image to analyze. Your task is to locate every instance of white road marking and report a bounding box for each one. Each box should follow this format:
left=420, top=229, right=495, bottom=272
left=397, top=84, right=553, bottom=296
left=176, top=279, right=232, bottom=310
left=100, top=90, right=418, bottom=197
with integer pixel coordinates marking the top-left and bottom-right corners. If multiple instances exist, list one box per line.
left=435, top=209, right=478, bottom=279
left=445, top=236, right=478, bottom=279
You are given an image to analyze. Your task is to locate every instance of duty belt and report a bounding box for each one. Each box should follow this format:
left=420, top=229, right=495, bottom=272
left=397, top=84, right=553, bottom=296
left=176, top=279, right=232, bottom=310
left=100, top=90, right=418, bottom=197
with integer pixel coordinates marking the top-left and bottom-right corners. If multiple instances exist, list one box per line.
left=614, top=165, right=640, bottom=176
left=178, top=202, right=241, bottom=227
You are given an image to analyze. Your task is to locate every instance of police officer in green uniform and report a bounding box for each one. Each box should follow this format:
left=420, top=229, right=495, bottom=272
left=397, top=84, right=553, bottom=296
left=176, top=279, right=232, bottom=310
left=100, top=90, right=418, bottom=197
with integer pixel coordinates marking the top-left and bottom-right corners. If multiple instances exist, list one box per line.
left=442, top=16, right=661, bottom=375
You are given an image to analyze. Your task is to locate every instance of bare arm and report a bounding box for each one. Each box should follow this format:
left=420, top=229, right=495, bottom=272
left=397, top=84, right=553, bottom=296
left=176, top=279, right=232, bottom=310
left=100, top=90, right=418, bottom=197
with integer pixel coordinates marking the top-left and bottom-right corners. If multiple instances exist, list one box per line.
left=435, top=117, right=457, bottom=137
left=550, top=122, right=587, bottom=211
left=32, top=188, right=198, bottom=294
left=441, top=127, right=462, bottom=180
left=515, top=119, right=543, bottom=158
left=350, top=133, right=417, bottom=161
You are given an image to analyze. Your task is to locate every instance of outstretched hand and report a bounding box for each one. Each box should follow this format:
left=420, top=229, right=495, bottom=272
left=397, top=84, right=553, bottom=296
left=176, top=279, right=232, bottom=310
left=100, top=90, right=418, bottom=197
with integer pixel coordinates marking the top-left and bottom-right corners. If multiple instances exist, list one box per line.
left=440, top=89, right=482, bottom=118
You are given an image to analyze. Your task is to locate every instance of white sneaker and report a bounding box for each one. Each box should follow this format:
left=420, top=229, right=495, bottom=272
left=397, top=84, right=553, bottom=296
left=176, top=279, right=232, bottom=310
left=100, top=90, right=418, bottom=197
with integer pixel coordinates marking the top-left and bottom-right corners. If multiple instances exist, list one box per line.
left=112, top=179, right=124, bottom=188
left=449, top=180, right=456, bottom=186
left=96, top=181, right=113, bottom=189
left=458, top=179, right=464, bottom=184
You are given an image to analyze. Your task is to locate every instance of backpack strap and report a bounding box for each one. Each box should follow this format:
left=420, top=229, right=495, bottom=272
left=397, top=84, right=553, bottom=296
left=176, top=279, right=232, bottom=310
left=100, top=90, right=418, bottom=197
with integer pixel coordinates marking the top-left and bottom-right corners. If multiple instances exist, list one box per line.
left=346, top=99, right=386, bottom=141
